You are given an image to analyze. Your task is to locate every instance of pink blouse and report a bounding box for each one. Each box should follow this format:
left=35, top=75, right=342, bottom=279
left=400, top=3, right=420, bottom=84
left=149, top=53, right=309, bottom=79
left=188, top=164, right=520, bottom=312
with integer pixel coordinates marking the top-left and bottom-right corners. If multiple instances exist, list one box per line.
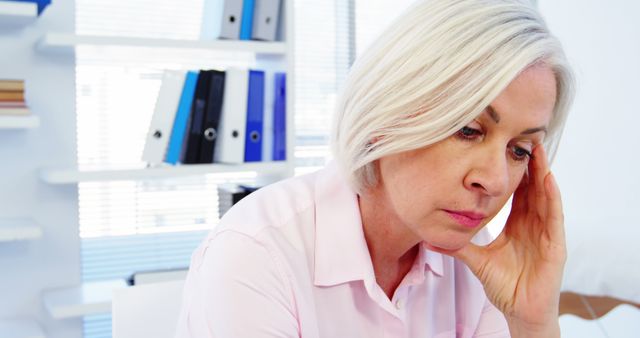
left=175, top=163, right=510, bottom=338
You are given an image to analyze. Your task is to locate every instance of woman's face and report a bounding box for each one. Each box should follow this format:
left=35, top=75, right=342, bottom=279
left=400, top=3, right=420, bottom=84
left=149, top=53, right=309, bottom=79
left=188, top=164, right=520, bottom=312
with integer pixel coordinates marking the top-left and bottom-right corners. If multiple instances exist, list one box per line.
left=377, top=65, right=557, bottom=251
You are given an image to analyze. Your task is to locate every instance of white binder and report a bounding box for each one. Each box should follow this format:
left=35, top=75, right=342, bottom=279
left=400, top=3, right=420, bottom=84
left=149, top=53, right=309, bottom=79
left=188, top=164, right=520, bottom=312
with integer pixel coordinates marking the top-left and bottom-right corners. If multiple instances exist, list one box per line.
left=142, top=70, right=186, bottom=164
left=252, top=0, right=281, bottom=41
left=214, top=68, right=249, bottom=164
left=199, top=0, right=224, bottom=40
left=219, top=0, right=244, bottom=40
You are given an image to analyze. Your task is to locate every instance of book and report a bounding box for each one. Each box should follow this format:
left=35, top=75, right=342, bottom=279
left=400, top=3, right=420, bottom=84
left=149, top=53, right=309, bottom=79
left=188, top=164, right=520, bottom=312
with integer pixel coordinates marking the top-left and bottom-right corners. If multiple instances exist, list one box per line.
left=0, top=80, right=25, bottom=91
left=0, top=92, right=25, bottom=101
left=0, top=107, right=30, bottom=115
left=0, top=101, right=27, bottom=108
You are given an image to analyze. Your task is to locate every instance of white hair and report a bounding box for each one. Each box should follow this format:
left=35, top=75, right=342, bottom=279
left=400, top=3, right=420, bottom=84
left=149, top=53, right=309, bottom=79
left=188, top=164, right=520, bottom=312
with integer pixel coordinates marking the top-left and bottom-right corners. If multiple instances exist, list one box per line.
left=332, top=0, right=575, bottom=193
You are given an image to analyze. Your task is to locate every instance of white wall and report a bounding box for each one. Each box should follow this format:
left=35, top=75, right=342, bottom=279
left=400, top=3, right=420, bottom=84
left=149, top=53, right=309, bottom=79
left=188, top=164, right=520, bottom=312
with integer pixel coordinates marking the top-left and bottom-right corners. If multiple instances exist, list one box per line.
left=0, top=1, right=81, bottom=337
left=539, top=1, right=640, bottom=299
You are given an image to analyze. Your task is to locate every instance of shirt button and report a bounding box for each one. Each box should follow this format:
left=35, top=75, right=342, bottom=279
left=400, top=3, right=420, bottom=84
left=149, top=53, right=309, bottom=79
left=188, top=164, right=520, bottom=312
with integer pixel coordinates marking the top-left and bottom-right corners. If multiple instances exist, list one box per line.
left=395, top=299, right=402, bottom=309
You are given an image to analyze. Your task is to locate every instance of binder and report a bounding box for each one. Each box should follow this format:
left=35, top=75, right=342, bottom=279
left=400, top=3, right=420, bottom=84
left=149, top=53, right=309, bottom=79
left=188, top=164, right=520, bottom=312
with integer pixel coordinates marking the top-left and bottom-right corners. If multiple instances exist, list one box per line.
left=214, top=68, right=249, bottom=164
left=239, top=0, right=255, bottom=40
left=219, top=0, right=244, bottom=40
left=244, top=70, right=265, bottom=162
left=165, top=71, right=198, bottom=165
left=200, top=0, right=224, bottom=40
left=183, top=70, right=212, bottom=164
left=142, top=70, right=186, bottom=164
left=251, top=0, right=281, bottom=41
left=198, top=70, right=226, bottom=163
left=272, top=72, right=286, bottom=161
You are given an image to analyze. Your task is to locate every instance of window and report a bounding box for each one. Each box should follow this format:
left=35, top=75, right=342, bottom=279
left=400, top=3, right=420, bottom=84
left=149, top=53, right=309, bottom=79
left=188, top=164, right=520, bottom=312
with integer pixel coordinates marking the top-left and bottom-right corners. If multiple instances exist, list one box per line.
left=75, top=0, right=366, bottom=336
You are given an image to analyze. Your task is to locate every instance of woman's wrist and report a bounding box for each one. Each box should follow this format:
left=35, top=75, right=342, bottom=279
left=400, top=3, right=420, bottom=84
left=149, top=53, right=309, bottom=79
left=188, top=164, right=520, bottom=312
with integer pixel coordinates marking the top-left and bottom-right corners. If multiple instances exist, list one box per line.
left=506, top=317, right=561, bottom=338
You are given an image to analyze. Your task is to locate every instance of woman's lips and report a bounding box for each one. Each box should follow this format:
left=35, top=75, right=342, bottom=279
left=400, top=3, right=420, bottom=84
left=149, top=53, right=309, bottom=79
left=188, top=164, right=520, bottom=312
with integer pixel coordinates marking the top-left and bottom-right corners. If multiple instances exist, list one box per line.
left=443, top=210, right=486, bottom=228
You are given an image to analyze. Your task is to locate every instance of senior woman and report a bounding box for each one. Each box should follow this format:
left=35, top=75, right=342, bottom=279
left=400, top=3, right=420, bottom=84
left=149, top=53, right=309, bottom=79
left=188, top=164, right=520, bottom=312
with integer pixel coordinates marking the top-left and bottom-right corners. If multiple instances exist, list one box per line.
left=176, top=0, right=575, bottom=337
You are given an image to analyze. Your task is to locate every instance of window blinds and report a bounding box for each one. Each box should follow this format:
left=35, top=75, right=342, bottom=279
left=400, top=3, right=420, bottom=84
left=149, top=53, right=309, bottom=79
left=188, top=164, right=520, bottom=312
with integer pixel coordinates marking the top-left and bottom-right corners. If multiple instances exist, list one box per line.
left=75, top=0, right=356, bottom=336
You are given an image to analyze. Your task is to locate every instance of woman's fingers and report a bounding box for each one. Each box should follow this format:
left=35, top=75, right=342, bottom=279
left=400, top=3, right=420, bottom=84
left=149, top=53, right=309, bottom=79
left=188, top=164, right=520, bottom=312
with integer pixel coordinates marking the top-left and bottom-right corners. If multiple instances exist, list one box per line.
left=446, top=242, right=487, bottom=277
left=529, top=145, right=550, bottom=221
left=510, top=171, right=529, bottom=216
left=545, top=172, right=566, bottom=245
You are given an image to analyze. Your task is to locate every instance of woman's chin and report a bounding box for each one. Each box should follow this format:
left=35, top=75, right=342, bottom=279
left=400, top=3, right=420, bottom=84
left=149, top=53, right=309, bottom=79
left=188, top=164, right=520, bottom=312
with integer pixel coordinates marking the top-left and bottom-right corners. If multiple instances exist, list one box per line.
left=423, top=241, right=466, bottom=255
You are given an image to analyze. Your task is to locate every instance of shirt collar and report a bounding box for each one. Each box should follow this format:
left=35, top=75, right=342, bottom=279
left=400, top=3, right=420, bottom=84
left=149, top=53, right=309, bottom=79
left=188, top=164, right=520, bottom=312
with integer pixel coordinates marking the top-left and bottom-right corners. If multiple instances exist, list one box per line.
left=418, top=242, right=444, bottom=277
left=312, top=162, right=445, bottom=287
left=313, top=162, right=375, bottom=286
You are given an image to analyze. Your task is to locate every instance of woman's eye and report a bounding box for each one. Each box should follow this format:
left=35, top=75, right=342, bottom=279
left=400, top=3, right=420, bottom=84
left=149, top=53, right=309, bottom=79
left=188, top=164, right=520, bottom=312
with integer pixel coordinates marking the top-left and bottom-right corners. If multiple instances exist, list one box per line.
left=511, top=146, right=532, bottom=162
left=456, top=126, right=482, bottom=140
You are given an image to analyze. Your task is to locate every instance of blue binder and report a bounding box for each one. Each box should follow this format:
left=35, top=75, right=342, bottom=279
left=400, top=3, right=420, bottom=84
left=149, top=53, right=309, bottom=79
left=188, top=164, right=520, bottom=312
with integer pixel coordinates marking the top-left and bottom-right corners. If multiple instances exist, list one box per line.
left=165, top=71, right=198, bottom=165
left=239, top=0, right=255, bottom=40
left=272, top=72, right=286, bottom=161
left=244, top=70, right=265, bottom=162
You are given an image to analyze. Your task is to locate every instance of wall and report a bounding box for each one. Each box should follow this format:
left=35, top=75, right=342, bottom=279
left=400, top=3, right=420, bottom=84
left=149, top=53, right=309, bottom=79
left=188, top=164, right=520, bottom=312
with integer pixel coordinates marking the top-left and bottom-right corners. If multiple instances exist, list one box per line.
left=539, top=0, right=640, bottom=298
left=0, top=1, right=81, bottom=337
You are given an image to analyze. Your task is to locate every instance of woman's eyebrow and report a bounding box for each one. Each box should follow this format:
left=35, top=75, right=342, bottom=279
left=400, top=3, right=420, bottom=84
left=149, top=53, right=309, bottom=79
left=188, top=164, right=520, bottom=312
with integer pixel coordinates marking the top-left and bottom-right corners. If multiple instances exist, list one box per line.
left=486, top=105, right=501, bottom=123
left=521, top=126, right=547, bottom=135
left=485, top=106, right=547, bottom=135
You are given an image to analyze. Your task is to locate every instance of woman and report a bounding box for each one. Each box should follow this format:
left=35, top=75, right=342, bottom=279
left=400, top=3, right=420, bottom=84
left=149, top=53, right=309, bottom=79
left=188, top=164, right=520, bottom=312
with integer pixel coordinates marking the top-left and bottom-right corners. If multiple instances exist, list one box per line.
left=176, top=0, right=574, bottom=337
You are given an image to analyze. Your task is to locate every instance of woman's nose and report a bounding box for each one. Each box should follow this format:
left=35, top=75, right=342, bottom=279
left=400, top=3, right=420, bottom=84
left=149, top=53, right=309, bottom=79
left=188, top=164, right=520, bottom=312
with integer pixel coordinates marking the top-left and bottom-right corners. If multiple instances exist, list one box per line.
left=463, top=148, right=510, bottom=197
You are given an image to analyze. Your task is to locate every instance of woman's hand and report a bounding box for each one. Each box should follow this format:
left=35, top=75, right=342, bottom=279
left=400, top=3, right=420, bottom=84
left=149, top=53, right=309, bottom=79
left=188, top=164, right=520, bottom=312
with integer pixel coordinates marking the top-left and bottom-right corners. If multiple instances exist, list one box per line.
left=451, top=145, right=567, bottom=337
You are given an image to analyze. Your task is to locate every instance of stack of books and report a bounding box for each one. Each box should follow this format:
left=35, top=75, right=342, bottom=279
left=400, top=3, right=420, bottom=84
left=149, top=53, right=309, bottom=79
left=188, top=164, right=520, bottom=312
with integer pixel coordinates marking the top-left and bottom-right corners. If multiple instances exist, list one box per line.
left=217, top=183, right=262, bottom=217
left=0, top=79, right=30, bottom=116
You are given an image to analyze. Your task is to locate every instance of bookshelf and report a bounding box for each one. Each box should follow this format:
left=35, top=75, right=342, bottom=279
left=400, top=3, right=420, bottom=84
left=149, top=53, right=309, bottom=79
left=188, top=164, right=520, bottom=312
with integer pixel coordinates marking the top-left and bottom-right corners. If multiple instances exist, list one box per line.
left=38, top=0, right=296, bottom=185
left=0, top=1, right=37, bottom=28
left=0, top=219, right=43, bottom=242
left=42, top=279, right=128, bottom=319
left=0, top=0, right=76, bottom=337
left=37, top=33, right=287, bottom=56
left=0, top=319, right=45, bottom=338
left=34, top=3, right=295, bottom=338
left=0, top=115, right=40, bottom=129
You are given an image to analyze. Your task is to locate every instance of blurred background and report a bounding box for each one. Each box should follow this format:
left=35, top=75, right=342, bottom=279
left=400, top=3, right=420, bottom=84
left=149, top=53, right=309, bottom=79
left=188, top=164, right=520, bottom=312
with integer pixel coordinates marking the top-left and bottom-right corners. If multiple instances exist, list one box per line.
left=0, top=0, right=638, bottom=337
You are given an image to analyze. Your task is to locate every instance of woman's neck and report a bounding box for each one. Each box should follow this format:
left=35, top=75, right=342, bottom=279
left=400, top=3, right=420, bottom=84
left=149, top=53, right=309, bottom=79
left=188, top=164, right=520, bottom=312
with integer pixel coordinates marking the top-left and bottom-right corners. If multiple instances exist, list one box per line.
left=358, top=188, right=422, bottom=298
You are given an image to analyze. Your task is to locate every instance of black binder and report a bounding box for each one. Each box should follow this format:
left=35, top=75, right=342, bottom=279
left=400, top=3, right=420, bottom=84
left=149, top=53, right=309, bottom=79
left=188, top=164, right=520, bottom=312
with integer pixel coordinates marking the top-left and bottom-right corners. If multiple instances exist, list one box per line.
left=198, top=70, right=226, bottom=163
left=183, top=70, right=212, bottom=164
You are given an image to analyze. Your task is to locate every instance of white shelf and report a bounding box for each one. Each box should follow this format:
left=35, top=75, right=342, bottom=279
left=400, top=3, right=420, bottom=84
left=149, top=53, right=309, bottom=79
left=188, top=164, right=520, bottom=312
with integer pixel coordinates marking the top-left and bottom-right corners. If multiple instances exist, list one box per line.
left=43, top=279, right=129, bottom=319
left=36, top=33, right=287, bottom=55
left=0, top=219, right=43, bottom=242
left=0, top=1, right=37, bottom=28
left=40, top=161, right=289, bottom=184
left=0, top=319, right=45, bottom=338
left=0, top=115, right=39, bottom=129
